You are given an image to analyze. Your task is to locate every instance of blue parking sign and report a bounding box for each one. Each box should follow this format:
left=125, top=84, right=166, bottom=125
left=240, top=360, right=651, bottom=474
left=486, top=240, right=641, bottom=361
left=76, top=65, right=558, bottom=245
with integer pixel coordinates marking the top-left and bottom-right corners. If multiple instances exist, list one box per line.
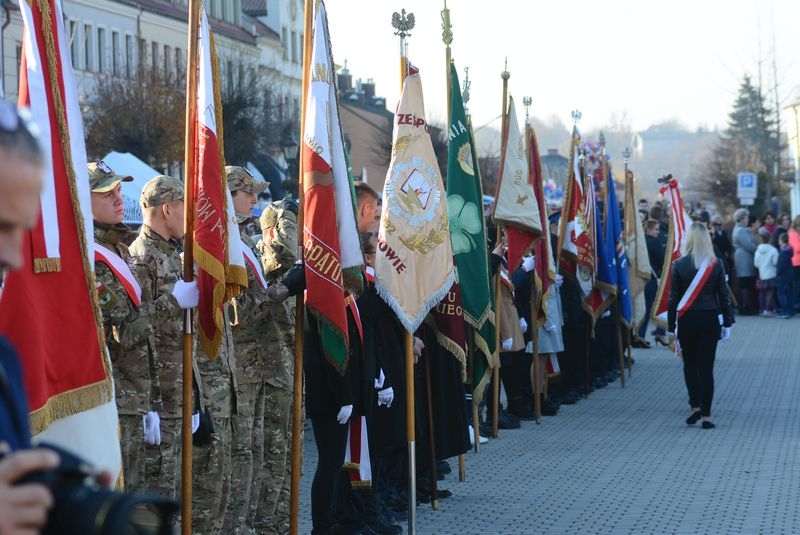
left=737, top=172, right=757, bottom=198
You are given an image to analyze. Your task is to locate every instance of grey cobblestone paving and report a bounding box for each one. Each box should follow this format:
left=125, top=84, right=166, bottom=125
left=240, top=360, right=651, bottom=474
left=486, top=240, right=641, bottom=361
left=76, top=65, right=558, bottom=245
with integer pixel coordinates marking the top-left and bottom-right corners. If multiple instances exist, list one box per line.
left=297, top=315, right=800, bottom=534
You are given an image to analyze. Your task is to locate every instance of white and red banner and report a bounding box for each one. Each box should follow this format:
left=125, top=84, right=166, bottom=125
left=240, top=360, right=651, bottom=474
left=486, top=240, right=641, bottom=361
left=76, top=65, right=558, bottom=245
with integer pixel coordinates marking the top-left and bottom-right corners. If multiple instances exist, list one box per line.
left=302, top=1, right=363, bottom=373
left=193, top=9, right=247, bottom=359
left=0, top=0, right=119, bottom=478
left=493, top=97, right=541, bottom=272
left=652, top=176, right=692, bottom=327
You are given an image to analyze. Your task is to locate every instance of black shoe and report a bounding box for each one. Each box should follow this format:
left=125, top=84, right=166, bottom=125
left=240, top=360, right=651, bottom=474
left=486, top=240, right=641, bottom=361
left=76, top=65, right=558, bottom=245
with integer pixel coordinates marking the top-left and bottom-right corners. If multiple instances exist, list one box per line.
left=686, top=410, right=701, bottom=425
left=701, top=421, right=716, bottom=429
left=366, top=517, right=402, bottom=535
left=437, top=459, right=452, bottom=475
left=540, top=399, right=558, bottom=416
left=507, top=400, right=536, bottom=420
left=654, top=334, right=671, bottom=347
left=632, top=337, right=651, bottom=348
left=382, top=507, right=407, bottom=522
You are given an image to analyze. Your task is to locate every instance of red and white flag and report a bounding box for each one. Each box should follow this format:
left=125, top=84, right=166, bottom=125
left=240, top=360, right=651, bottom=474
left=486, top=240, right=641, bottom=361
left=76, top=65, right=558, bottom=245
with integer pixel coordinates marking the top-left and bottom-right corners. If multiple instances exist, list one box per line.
left=652, top=176, right=692, bottom=328
left=493, top=97, right=542, bottom=272
left=192, top=9, right=247, bottom=359
left=0, top=0, right=119, bottom=478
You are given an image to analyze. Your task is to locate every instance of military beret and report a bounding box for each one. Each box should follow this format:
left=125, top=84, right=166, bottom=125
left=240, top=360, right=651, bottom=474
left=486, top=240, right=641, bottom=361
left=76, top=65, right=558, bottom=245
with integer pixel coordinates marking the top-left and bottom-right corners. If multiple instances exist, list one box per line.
left=226, top=166, right=268, bottom=194
left=140, top=175, right=184, bottom=208
left=87, top=160, right=132, bottom=193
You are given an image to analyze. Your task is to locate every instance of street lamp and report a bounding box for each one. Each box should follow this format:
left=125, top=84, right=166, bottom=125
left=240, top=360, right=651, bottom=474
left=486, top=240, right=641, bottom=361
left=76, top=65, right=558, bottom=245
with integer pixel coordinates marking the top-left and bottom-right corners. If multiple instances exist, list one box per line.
left=281, top=133, right=299, bottom=198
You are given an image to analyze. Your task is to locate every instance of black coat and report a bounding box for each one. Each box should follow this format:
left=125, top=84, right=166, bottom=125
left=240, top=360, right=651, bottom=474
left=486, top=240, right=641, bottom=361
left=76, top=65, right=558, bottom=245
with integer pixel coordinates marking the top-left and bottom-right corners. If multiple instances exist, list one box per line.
left=667, top=256, right=734, bottom=333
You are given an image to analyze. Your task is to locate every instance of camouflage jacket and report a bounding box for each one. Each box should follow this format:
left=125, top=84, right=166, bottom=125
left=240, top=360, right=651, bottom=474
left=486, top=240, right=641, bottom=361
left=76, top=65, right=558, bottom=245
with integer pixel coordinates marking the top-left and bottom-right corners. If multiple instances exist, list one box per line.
left=258, top=199, right=298, bottom=283
left=94, top=223, right=161, bottom=415
left=232, top=229, right=293, bottom=390
left=129, top=225, right=202, bottom=418
left=197, top=301, right=239, bottom=418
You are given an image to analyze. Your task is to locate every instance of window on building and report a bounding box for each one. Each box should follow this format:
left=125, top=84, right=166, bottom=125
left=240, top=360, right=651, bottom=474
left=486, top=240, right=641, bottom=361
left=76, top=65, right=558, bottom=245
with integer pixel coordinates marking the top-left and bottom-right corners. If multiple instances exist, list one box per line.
left=69, top=21, right=79, bottom=69
left=164, top=45, right=171, bottom=74
left=97, top=28, right=106, bottom=73
left=282, top=27, right=288, bottom=61
left=84, top=24, right=93, bottom=72
left=112, top=31, right=120, bottom=76
left=151, top=42, right=159, bottom=70
left=126, top=35, right=134, bottom=77
left=291, top=30, right=297, bottom=64
left=14, top=43, right=22, bottom=95
left=175, top=47, right=183, bottom=81
left=138, top=38, right=147, bottom=70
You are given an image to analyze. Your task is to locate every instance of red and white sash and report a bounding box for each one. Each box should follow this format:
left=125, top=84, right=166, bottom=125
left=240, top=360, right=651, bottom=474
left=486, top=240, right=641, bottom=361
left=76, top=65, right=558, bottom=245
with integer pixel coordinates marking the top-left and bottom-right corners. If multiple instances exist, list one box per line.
left=365, top=265, right=375, bottom=284
left=94, top=243, right=142, bottom=308
left=240, top=238, right=268, bottom=289
left=345, top=294, right=363, bottom=344
left=677, top=257, right=716, bottom=318
left=343, top=415, right=372, bottom=488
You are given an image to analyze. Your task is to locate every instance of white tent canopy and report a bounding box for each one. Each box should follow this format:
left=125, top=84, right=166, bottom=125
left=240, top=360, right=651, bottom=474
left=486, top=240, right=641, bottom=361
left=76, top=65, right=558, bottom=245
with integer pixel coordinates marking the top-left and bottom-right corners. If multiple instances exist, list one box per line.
left=101, top=151, right=162, bottom=226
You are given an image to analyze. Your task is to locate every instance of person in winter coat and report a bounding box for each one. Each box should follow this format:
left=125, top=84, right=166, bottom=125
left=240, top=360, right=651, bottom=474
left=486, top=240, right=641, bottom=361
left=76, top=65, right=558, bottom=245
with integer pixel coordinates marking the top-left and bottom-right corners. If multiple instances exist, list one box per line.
left=776, top=232, right=794, bottom=318
left=753, top=230, right=778, bottom=316
left=732, top=208, right=758, bottom=315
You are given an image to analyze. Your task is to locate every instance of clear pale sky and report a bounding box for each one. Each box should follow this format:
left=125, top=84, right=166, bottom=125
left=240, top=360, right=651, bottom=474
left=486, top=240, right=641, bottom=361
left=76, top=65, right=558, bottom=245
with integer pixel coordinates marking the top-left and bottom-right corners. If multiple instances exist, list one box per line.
left=325, top=0, right=800, bottom=133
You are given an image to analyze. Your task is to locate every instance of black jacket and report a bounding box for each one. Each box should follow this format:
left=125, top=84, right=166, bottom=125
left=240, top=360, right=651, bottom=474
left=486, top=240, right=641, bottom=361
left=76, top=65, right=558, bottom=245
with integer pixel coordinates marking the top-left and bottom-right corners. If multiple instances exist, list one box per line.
left=667, top=256, right=734, bottom=332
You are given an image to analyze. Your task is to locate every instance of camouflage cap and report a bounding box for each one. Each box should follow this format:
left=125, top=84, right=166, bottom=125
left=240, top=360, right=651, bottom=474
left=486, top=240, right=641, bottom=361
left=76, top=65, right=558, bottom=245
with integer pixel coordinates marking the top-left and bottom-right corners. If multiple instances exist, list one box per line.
left=140, top=175, right=185, bottom=208
left=88, top=160, right=132, bottom=193
left=226, top=165, right=268, bottom=194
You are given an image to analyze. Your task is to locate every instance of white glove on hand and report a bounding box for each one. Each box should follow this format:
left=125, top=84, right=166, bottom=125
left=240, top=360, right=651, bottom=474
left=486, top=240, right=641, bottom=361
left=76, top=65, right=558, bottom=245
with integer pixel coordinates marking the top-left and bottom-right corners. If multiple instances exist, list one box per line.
left=171, top=280, right=199, bottom=309
left=143, top=411, right=161, bottom=445
left=555, top=274, right=564, bottom=288
left=721, top=326, right=731, bottom=341
left=519, top=317, right=528, bottom=333
left=377, top=387, right=394, bottom=407
left=522, top=256, right=535, bottom=272
left=544, top=319, right=557, bottom=334
left=667, top=332, right=681, bottom=354
left=191, top=411, right=200, bottom=434
left=502, top=337, right=513, bottom=351
left=374, top=368, right=386, bottom=389
left=336, top=405, right=353, bottom=424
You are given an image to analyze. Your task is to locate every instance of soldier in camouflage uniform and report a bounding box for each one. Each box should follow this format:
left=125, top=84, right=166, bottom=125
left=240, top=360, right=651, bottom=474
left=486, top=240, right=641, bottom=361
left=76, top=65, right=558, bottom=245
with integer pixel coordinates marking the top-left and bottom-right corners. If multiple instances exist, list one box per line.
left=248, top=196, right=298, bottom=534
left=89, top=161, right=162, bottom=493
left=128, top=176, right=202, bottom=517
left=220, top=166, right=268, bottom=534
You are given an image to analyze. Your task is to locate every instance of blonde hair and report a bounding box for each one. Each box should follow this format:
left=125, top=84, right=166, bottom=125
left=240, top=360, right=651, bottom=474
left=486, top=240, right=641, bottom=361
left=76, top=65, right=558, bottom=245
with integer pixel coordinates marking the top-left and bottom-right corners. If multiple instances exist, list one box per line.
left=683, top=221, right=715, bottom=268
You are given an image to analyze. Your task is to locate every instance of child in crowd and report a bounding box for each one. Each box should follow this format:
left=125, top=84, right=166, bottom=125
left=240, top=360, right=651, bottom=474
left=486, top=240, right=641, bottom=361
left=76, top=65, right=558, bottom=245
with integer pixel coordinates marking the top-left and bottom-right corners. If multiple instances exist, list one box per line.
left=776, top=232, right=794, bottom=319
left=754, top=230, right=778, bottom=316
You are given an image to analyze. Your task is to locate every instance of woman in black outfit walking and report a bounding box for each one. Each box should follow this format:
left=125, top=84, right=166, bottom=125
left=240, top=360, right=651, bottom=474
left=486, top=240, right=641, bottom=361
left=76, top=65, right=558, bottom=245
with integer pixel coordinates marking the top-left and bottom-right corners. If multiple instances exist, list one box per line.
left=668, top=222, right=735, bottom=429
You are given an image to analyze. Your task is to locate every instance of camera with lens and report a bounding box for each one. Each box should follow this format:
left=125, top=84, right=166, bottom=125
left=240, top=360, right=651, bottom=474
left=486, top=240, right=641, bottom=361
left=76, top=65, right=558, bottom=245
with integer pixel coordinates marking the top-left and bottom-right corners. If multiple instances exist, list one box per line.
left=15, top=442, right=179, bottom=535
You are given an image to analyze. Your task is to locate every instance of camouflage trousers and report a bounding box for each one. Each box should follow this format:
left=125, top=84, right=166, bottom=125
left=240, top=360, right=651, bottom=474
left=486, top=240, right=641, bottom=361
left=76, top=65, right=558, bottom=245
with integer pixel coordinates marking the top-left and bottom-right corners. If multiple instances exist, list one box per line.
left=119, top=414, right=146, bottom=493
left=248, top=383, right=295, bottom=534
left=223, top=383, right=257, bottom=534
left=144, top=417, right=182, bottom=501
left=193, top=416, right=232, bottom=535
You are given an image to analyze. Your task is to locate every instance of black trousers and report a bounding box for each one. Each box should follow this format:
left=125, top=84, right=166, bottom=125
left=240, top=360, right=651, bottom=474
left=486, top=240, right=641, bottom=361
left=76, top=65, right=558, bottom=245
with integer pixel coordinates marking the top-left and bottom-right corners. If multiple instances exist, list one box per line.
left=311, top=415, right=349, bottom=534
left=677, top=309, right=721, bottom=417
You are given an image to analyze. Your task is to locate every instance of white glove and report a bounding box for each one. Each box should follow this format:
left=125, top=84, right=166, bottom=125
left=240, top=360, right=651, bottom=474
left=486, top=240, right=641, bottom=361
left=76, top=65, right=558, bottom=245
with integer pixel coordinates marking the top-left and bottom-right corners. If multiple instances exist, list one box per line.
left=336, top=404, right=353, bottom=424
left=377, top=387, right=394, bottom=407
left=721, top=326, right=731, bottom=341
left=191, top=411, right=200, bottom=434
left=502, top=337, right=513, bottom=351
left=374, top=368, right=386, bottom=389
left=554, top=274, right=564, bottom=288
left=143, top=411, right=161, bottom=445
left=522, top=256, right=535, bottom=272
left=667, top=332, right=681, bottom=354
left=171, top=280, right=199, bottom=309
left=544, top=319, right=557, bottom=334
left=519, top=317, right=528, bottom=333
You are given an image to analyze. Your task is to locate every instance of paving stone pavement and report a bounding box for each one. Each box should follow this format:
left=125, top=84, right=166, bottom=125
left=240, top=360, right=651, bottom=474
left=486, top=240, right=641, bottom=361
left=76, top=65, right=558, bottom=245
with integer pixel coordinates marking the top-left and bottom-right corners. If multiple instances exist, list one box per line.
left=296, top=315, right=800, bottom=534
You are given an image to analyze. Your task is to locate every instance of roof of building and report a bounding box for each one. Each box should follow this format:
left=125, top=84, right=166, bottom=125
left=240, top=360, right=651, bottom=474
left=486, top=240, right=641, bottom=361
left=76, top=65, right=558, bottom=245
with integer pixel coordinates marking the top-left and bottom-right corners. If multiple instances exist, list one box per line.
left=242, top=0, right=267, bottom=16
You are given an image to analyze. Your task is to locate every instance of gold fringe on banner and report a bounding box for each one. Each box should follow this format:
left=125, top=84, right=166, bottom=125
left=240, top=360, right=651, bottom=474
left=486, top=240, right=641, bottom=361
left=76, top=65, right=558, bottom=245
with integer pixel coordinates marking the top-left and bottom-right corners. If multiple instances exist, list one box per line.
left=33, top=257, right=61, bottom=273
left=29, top=378, right=114, bottom=435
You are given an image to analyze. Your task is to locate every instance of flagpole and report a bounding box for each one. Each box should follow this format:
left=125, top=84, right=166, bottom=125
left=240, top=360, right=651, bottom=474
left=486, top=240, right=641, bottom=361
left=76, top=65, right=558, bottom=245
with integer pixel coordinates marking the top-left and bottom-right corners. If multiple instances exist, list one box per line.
left=441, top=0, right=467, bottom=482
left=622, top=148, right=634, bottom=378
left=491, top=62, right=510, bottom=439
left=181, top=2, right=201, bottom=533
left=422, top=335, right=440, bottom=510
left=393, top=8, right=417, bottom=533
left=289, top=2, right=313, bottom=534
left=578, top=148, right=591, bottom=399
left=600, top=134, right=626, bottom=388
left=523, top=108, right=542, bottom=424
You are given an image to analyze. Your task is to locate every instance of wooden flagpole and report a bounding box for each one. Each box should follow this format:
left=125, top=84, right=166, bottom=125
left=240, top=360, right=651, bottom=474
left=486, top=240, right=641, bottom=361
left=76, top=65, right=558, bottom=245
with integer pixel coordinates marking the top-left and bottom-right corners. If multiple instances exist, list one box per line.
left=288, top=2, right=313, bottom=534
left=392, top=9, right=416, bottom=532
left=440, top=0, right=467, bottom=482
left=622, top=148, right=634, bottom=378
left=181, top=2, right=200, bottom=532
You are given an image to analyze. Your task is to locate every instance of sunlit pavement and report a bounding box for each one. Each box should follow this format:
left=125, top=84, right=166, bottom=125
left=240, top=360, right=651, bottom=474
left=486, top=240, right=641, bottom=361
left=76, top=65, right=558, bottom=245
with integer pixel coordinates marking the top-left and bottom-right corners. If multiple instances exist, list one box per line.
left=297, top=314, right=800, bottom=534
